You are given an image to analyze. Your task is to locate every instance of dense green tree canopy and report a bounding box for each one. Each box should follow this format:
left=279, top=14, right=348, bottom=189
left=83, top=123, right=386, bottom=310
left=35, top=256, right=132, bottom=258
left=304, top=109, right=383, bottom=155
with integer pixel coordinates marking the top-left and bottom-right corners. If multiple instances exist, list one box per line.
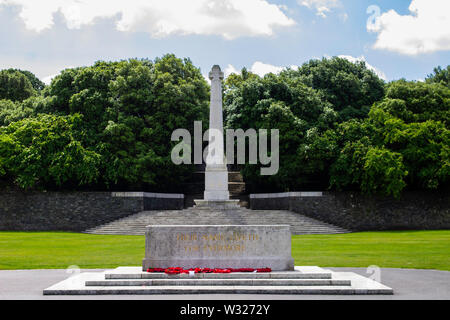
left=224, top=57, right=386, bottom=192
left=0, top=55, right=209, bottom=190
left=224, top=59, right=449, bottom=197
left=0, top=114, right=100, bottom=189
left=11, top=69, right=46, bottom=92
left=283, top=57, right=385, bottom=120
left=0, top=56, right=448, bottom=197
left=324, top=80, right=449, bottom=196
left=0, top=70, right=36, bottom=102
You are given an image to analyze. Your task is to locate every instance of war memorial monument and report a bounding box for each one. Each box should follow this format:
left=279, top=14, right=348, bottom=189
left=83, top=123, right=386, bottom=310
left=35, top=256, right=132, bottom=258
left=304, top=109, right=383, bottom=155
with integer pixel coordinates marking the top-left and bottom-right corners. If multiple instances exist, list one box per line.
left=43, top=66, right=393, bottom=295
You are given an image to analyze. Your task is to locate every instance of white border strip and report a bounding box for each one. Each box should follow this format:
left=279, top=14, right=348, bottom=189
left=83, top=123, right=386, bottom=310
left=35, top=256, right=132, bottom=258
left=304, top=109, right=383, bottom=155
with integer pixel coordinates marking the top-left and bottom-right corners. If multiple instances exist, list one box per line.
left=250, top=192, right=323, bottom=199
left=112, top=192, right=184, bottom=199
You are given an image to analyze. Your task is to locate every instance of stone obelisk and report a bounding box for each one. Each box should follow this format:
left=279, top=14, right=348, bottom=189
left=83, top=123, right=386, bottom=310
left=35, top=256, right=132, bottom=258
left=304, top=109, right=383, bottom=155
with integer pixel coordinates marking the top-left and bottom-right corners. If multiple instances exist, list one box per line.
left=194, top=65, right=239, bottom=209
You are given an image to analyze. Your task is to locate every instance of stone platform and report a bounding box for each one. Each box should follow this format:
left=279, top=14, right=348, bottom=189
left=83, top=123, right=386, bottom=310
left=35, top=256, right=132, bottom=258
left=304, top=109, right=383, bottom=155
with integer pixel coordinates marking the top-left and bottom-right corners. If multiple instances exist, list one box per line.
left=43, top=266, right=393, bottom=295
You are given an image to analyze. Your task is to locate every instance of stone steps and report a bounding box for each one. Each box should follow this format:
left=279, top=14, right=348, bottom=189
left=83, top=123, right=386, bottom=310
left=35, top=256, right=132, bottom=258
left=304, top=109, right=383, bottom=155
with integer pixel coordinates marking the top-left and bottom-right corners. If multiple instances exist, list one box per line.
left=84, top=209, right=350, bottom=235
left=85, top=279, right=351, bottom=286
left=43, top=267, right=394, bottom=295
left=44, top=286, right=394, bottom=295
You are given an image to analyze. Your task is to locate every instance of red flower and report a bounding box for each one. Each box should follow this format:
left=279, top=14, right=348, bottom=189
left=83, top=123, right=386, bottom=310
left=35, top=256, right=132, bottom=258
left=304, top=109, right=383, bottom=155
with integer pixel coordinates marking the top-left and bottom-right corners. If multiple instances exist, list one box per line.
left=165, top=267, right=184, bottom=275
left=146, top=266, right=272, bottom=274
left=213, top=268, right=231, bottom=273
left=229, top=268, right=255, bottom=272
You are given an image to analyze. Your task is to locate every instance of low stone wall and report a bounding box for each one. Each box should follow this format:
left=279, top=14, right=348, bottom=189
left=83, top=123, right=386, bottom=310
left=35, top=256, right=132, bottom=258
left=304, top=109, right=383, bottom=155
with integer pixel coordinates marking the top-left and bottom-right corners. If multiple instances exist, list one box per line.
left=250, top=191, right=450, bottom=231
left=0, top=191, right=184, bottom=232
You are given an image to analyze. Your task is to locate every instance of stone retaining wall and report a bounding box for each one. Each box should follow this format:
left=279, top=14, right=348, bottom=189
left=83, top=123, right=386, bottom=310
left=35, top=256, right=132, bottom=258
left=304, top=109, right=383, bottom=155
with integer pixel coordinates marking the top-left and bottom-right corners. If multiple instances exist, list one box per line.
left=0, top=191, right=184, bottom=232
left=250, top=191, right=450, bottom=231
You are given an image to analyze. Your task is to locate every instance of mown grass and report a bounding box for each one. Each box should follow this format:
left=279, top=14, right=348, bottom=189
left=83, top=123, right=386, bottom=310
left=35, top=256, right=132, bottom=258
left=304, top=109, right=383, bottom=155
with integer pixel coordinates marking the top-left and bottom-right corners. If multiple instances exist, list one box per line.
left=292, top=230, right=450, bottom=271
left=0, top=230, right=449, bottom=270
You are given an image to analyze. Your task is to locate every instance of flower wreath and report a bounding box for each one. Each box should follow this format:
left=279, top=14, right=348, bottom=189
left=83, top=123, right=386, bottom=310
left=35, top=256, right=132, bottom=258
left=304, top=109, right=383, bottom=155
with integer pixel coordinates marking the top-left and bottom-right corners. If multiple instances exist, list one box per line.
left=147, top=267, right=272, bottom=274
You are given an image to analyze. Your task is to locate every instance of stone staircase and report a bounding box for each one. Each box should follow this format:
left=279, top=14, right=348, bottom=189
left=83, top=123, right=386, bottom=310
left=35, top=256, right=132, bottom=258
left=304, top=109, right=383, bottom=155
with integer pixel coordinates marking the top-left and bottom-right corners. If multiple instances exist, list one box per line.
left=84, top=208, right=349, bottom=235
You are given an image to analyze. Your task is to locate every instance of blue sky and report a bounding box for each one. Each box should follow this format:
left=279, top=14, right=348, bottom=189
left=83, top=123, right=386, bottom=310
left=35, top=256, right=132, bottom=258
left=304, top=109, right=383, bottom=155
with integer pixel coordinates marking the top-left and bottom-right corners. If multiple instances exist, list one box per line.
left=0, top=0, right=449, bottom=83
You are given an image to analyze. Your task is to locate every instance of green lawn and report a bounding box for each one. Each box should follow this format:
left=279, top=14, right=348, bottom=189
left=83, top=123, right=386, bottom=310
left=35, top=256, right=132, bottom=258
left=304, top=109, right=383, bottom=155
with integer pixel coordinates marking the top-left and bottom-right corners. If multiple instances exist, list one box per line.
left=0, top=231, right=449, bottom=271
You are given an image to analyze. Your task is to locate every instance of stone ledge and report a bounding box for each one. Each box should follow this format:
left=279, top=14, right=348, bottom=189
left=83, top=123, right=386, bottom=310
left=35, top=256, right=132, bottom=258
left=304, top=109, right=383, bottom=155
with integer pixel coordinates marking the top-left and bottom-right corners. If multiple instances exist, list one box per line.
left=112, top=192, right=184, bottom=199
left=250, top=192, right=323, bottom=199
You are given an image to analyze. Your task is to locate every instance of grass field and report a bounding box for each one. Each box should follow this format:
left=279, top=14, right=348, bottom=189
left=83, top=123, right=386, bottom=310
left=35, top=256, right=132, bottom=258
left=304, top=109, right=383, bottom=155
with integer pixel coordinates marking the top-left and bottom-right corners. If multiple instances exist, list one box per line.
left=0, top=231, right=449, bottom=271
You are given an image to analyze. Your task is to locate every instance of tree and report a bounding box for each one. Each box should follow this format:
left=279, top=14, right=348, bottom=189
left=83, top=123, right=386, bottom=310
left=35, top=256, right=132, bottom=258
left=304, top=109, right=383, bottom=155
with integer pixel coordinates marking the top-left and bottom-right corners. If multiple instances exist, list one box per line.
left=284, top=57, right=385, bottom=120
left=224, top=57, right=386, bottom=192
left=426, top=65, right=449, bottom=88
left=0, top=114, right=100, bottom=189
left=380, top=80, right=449, bottom=124
left=329, top=138, right=407, bottom=198
left=328, top=80, right=449, bottom=196
left=0, top=70, right=36, bottom=102
left=40, top=55, right=209, bottom=190
left=10, top=69, right=46, bottom=91
left=0, top=99, right=33, bottom=126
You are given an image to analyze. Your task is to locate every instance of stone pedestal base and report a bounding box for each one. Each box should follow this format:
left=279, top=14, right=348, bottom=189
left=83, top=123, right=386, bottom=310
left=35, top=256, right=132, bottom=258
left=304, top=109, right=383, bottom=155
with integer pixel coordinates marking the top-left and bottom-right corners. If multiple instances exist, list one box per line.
left=194, top=200, right=240, bottom=210
left=204, top=169, right=229, bottom=201
left=204, top=191, right=230, bottom=201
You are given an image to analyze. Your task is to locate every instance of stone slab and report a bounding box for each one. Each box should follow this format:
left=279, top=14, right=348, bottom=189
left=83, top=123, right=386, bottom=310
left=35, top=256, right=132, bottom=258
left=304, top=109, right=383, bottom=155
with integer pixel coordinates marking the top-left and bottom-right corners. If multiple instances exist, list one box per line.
left=250, top=192, right=323, bottom=199
left=142, top=225, right=295, bottom=271
left=112, top=192, right=184, bottom=199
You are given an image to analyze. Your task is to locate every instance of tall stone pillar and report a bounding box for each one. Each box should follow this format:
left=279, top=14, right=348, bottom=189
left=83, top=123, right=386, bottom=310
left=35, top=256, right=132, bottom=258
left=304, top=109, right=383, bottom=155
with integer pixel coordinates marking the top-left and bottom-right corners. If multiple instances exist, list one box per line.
left=204, top=65, right=229, bottom=201
left=195, top=65, right=239, bottom=209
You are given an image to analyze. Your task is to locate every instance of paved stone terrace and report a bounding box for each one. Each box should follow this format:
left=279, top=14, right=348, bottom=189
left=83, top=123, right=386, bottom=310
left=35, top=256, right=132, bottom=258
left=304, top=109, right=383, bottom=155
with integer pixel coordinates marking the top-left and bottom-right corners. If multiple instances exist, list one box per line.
left=84, top=208, right=350, bottom=235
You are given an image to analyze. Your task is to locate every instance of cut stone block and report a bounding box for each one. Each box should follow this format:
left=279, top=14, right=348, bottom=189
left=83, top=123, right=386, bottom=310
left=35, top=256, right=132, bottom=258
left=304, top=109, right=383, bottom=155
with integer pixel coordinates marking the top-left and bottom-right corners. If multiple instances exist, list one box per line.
left=142, top=225, right=295, bottom=271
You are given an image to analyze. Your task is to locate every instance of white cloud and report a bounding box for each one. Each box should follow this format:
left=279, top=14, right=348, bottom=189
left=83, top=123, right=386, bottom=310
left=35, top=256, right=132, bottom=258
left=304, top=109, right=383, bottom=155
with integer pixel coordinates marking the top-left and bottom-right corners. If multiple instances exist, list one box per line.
left=225, top=61, right=298, bottom=78
left=338, top=55, right=386, bottom=80
left=41, top=66, right=74, bottom=85
left=0, top=0, right=295, bottom=39
left=250, top=61, right=284, bottom=77
left=41, top=73, right=58, bottom=85
left=368, top=0, right=450, bottom=55
left=316, top=7, right=330, bottom=19
left=224, top=64, right=239, bottom=78
left=203, top=73, right=211, bottom=85
left=299, top=0, right=340, bottom=18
